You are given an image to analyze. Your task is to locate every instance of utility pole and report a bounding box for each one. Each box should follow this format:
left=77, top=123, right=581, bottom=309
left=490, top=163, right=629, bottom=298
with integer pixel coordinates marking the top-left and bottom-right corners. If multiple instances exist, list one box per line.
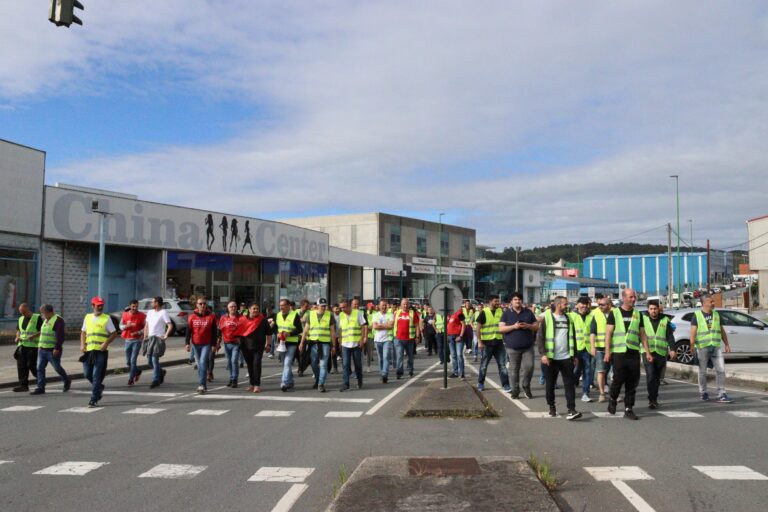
left=667, top=223, right=673, bottom=308
left=670, top=175, right=681, bottom=302
left=514, top=246, right=521, bottom=292
left=688, top=219, right=693, bottom=255
left=706, top=239, right=711, bottom=293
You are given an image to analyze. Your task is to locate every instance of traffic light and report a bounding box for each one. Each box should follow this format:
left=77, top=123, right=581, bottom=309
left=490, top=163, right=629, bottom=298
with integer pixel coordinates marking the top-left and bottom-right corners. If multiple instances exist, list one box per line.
left=49, top=0, right=84, bottom=28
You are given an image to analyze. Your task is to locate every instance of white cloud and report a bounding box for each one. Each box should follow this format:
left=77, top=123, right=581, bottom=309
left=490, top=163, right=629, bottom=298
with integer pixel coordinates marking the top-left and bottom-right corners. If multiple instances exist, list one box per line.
left=2, top=1, right=768, bottom=251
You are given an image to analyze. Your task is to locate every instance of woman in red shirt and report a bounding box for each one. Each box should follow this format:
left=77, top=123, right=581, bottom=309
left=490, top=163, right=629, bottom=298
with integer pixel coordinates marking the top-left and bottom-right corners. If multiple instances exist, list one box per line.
left=218, top=301, right=244, bottom=388
left=185, top=296, right=218, bottom=394
left=236, top=303, right=273, bottom=393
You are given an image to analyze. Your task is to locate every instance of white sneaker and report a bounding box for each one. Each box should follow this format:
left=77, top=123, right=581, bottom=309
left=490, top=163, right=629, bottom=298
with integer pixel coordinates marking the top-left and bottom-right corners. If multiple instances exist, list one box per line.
left=581, top=393, right=593, bottom=403
left=267, top=354, right=274, bottom=359
left=197, top=385, right=205, bottom=394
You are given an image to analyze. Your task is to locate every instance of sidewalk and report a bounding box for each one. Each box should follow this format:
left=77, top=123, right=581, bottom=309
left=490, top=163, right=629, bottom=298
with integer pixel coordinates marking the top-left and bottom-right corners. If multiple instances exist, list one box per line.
left=0, top=336, right=202, bottom=389
left=665, top=361, right=768, bottom=391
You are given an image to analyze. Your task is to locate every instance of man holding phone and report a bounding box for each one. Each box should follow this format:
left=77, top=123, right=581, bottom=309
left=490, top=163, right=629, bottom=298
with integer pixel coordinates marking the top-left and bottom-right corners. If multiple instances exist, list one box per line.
left=499, top=292, right=539, bottom=399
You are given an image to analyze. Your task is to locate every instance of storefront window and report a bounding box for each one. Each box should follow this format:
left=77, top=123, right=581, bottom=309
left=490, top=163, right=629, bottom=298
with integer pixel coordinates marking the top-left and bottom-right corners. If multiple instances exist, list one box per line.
left=390, top=225, right=401, bottom=255
left=416, top=229, right=427, bottom=256
left=0, top=248, right=37, bottom=320
left=441, top=232, right=450, bottom=257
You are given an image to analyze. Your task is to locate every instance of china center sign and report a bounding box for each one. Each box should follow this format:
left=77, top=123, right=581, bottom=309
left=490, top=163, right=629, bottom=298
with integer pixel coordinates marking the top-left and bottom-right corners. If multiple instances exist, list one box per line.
left=43, top=187, right=329, bottom=264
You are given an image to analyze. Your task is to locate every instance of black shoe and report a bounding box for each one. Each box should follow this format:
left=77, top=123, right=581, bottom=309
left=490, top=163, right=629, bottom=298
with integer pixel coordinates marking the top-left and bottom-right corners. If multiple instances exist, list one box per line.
left=63, top=378, right=72, bottom=392
left=150, top=381, right=160, bottom=389
left=357, top=380, right=363, bottom=389
left=624, top=409, right=639, bottom=420
left=320, top=384, right=326, bottom=393
left=340, top=384, right=350, bottom=392
left=312, top=382, right=319, bottom=390
left=648, top=401, right=658, bottom=410
left=449, top=373, right=458, bottom=378
left=298, top=371, right=304, bottom=377
left=566, top=410, right=582, bottom=420
left=12, top=385, right=28, bottom=393
left=382, top=376, right=388, bottom=384
left=522, top=387, right=533, bottom=399
left=510, top=392, right=520, bottom=399
left=240, top=362, right=244, bottom=368
left=608, top=400, right=617, bottom=415
left=30, top=388, right=45, bottom=395
left=231, top=381, right=238, bottom=388
left=281, top=384, right=288, bottom=392
left=160, top=369, right=166, bottom=384
left=396, top=374, right=402, bottom=380
left=548, top=406, right=557, bottom=417
left=226, top=380, right=233, bottom=387
left=88, top=400, right=97, bottom=408
left=409, top=372, right=414, bottom=377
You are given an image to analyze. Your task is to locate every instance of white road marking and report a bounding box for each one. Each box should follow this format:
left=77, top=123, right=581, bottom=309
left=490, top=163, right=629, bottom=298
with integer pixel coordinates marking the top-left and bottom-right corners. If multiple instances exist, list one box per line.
left=249, top=467, right=314, bottom=483
left=693, top=466, right=768, bottom=480
left=1, top=405, right=44, bottom=412
left=123, top=407, right=166, bottom=415
left=656, top=411, right=703, bottom=418
left=60, top=407, right=102, bottom=414
left=524, top=411, right=561, bottom=419
left=197, top=394, right=373, bottom=404
left=591, top=411, right=622, bottom=418
left=271, top=483, right=308, bottom=512
left=728, top=411, right=767, bottom=418
left=611, top=481, right=657, bottom=512
left=325, top=411, right=363, bottom=418
left=138, top=464, right=208, bottom=479
left=364, top=361, right=440, bottom=416
left=0, top=460, right=13, bottom=465
left=188, top=409, right=229, bottom=416
left=584, top=466, right=654, bottom=481
left=255, top=410, right=295, bottom=417
left=465, top=362, right=530, bottom=412
left=34, top=461, right=109, bottom=476
left=666, top=377, right=766, bottom=396
left=71, top=390, right=180, bottom=398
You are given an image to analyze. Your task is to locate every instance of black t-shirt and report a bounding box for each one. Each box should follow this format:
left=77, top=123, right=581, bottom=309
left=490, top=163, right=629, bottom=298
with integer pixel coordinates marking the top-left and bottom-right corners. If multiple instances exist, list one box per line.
left=500, top=307, right=537, bottom=350
left=20, top=315, right=44, bottom=331
left=606, top=307, right=639, bottom=353
left=690, top=312, right=713, bottom=329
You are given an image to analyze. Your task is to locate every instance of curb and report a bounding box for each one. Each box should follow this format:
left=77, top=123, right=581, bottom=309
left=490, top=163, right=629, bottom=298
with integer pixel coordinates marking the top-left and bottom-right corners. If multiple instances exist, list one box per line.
left=665, top=361, right=768, bottom=391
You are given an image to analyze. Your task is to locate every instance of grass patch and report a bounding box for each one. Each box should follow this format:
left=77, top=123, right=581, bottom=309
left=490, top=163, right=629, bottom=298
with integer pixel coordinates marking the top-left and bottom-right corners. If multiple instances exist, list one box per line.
left=330, top=464, right=349, bottom=500
left=528, top=453, right=562, bottom=492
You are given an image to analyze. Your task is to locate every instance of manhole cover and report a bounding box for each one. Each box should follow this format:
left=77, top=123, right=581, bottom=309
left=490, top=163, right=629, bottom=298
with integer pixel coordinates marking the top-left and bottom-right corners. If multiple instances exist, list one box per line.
left=407, top=458, right=481, bottom=476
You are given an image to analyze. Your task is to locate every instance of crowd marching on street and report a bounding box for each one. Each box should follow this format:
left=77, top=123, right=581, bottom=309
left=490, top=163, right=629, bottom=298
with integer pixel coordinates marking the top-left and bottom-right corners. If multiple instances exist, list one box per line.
left=11, top=288, right=733, bottom=415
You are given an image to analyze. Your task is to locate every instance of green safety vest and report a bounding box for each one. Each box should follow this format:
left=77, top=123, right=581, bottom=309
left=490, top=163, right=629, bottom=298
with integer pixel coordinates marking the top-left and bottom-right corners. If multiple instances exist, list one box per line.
left=479, top=308, right=503, bottom=342
left=592, top=309, right=608, bottom=349
left=277, top=310, right=299, bottom=342
left=609, top=308, right=641, bottom=353
left=435, top=314, right=444, bottom=333
left=84, top=313, right=110, bottom=352
left=694, top=310, right=722, bottom=348
left=642, top=315, right=670, bottom=356
left=569, top=312, right=589, bottom=352
left=393, top=309, right=417, bottom=339
left=38, top=314, right=60, bottom=350
left=339, top=311, right=362, bottom=344
left=366, top=311, right=375, bottom=340
left=308, top=310, right=332, bottom=343
left=18, top=313, right=41, bottom=348
left=543, top=310, right=575, bottom=358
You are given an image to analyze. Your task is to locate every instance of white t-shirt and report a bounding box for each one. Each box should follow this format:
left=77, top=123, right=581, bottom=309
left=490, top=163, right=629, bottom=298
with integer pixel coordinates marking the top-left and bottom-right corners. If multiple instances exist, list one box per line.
left=372, top=311, right=393, bottom=343
left=81, top=313, right=117, bottom=334
left=339, top=311, right=367, bottom=348
left=145, top=309, right=172, bottom=337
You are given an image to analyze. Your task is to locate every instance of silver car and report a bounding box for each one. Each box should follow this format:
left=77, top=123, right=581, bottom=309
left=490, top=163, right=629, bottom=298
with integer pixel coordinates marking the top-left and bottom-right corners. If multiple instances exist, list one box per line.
left=666, top=308, right=768, bottom=364
left=110, top=298, right=193, bottom=336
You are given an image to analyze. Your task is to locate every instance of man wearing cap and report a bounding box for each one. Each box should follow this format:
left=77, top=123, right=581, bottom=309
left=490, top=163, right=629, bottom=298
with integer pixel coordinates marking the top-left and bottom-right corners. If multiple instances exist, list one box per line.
left=80, top=296, right=118, bottom=407
left=31, top=304, right=71, bottom=395
left=13, top=303, right=42, bottom=392
left=300, top=298, right=336, bottom=392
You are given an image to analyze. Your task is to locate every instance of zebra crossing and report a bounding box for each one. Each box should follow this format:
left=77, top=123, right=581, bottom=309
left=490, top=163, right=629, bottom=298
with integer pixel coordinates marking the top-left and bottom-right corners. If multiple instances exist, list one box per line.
left=521, top=408, right=766, bottom=419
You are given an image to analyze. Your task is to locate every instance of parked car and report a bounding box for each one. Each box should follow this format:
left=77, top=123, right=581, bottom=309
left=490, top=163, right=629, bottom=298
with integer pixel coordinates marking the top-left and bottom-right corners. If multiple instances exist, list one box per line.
left=666, top=308, right=768, bottom=364
left=109, top=298, right=193, bottom=336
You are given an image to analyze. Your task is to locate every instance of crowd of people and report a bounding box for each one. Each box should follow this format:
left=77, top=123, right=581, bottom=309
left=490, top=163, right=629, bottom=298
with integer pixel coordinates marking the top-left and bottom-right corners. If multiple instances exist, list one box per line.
left=12, top=288, right=733, bottom=414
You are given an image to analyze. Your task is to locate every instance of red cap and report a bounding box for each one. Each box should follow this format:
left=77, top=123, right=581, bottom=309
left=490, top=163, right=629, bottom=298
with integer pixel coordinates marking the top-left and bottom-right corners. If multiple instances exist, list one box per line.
left=91, top=296, right=105, bottom=306
left=367, top=302, right=374, bottom=308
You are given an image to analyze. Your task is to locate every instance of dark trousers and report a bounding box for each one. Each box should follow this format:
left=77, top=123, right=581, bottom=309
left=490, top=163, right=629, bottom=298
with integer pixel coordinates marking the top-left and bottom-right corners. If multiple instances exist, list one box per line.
left=342, top=346, right=363, bottom=387
left=643, top=354, right=667, bottom=402
left=298, top=343, right=312, bottom=374
left=544, top=358, right=576, bottom=410
left=424, top=333, right=437, bottom=355
left=16, top=346, right=38, bottom=386
left=435, top=333, right=449, bottom=364
left=241, top=341, right=265, bottom=386
left=610, top=351, right=641, bottom=409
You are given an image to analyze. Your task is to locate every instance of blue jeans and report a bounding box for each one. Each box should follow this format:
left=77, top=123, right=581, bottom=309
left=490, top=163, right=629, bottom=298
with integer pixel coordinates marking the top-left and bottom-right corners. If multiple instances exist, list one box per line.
left=124, top=339, right=142, bottom=381
left=148, top=355, right=163, bottom=382
left=449, top=335, right=465, bottom=377
left=191, top=344, right=211, bottom=387
left=224, top=343, right=241, bottom=381
left=310, top=342, right=331, bottom=385
left=375, top=340, right=392, bottom=378
left=573, top=350, right=594, bottom=395
left=478, top=342, right=509, bottom=388
left=394, top=339, right=415, bottom=376
left=83, top=350, right=108, bottom=403
left=36, top=349, right=69, bottom=391
left=342, top=346, right=363, bottom=387
left=281, top=343, right=298, bottom=387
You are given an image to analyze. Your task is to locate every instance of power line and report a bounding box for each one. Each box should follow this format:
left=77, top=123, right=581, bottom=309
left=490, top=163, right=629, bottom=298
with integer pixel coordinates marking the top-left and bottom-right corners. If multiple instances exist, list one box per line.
left=604, top=224, right=667, bottom=245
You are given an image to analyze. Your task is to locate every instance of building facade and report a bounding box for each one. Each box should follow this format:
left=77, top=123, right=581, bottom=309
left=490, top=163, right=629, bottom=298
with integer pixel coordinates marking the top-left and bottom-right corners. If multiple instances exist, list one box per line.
left=475, top=260, right=563, bottom=305
left=747, top=215, right=768, bottom=308
left=282, top=213, right=476, bottom=301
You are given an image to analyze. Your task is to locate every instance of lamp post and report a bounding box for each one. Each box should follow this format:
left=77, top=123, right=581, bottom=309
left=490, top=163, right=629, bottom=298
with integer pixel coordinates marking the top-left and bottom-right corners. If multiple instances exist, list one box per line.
left=514, top=246, right=521, bottom=293
left=670, top=175, right=681, bottom=299
left=91, top=200, right=110, bottom=298
left=688, top=219, right=693, bottom=254
left=438, top=213, right=445, bottom=283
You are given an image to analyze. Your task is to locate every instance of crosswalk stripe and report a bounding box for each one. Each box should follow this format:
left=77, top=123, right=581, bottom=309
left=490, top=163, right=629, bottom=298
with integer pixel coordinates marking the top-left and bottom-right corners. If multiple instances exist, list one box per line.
left=60, top=407, right=102, bottom=414
left=248, top=467, right=314, bottom=483
left=70, top=390, right=180, bottom=398
left=34, top=461, right=109, bottom=476
left=138, top=464, right=207, bottom=479
left=693, top=465, right=768, bottom=480
left=0, top=460, right=13, bottom=465
left=325, top=411, right=363, bottom=418
left=255, top=410, right=295, bottom=417
left=584, top=466, right=654, bottom=481
left=123, top=408, right=166, bottom=415
left=272, top=483, right=308, bottom=512
left=188, top=409, right=229, bottom=416
left=591, top=411, right=622, bottom=418
left=1, top=405, right=44, bottom=412
left=524, top=411, right=560, bottom=419
left=728, top=411, right=767, bottom=418
left=197, top=394, right=373, bottom=403
left=656, top=411, right=703, bottom=418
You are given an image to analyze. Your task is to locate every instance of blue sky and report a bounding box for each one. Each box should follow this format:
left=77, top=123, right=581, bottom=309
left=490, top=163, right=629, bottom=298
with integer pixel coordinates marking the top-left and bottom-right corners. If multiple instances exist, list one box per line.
left=2, top=1, right=768, bottom=251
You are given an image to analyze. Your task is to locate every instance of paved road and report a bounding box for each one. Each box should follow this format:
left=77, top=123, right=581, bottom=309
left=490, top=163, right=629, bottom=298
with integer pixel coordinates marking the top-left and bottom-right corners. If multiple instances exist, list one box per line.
left=1, top=349, right=767, bottom=512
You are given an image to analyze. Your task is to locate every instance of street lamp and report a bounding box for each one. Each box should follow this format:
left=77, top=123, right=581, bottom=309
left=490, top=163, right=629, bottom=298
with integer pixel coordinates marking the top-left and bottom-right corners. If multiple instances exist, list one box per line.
left=91, top=200, right=111, bottom=298
left=438, top=213, right=445, bottom=283
left=670, top=175, right=681, bottom=298
left=514, top=246, right=521, bottom=293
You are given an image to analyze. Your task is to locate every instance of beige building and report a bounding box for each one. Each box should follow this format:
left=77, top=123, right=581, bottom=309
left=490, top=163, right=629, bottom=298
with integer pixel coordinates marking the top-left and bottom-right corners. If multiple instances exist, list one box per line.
left=281, top=213, right=476, bottom=302
left=747, top=215, right=768, bottom=308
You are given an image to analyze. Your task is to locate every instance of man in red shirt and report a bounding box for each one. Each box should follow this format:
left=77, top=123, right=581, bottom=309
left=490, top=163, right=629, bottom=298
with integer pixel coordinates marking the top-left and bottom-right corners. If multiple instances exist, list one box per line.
left=120, top=299, right=146, bottom=385
left=394, top=298, right=420, bottom=379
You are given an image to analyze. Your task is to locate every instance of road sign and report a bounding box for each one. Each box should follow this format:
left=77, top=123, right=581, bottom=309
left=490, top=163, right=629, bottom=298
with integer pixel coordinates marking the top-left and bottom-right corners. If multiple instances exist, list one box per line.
left=429, top=282, right=463, bottom=314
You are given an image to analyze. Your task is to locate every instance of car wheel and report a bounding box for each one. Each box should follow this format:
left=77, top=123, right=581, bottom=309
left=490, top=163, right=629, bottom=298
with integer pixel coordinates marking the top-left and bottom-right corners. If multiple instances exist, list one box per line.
left=674, top=340, right=694, bottom=365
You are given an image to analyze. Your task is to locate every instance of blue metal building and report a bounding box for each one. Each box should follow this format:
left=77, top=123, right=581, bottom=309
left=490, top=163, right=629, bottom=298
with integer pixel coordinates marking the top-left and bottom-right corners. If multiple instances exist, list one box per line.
left=582, top=252, right=733, bottom=295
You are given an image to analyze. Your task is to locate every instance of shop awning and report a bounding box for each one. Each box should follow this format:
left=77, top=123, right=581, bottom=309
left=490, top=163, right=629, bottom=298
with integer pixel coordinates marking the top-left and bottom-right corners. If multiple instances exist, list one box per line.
left=329, top=247, right=402, bottom=272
